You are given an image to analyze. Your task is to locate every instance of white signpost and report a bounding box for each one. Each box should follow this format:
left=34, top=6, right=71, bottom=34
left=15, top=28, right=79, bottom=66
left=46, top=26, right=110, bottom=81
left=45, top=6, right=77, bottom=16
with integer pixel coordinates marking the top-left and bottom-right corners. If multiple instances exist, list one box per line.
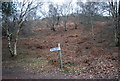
left=50, top=47, right=61, bottom=52
left=50, top=43, right=63, bottom=68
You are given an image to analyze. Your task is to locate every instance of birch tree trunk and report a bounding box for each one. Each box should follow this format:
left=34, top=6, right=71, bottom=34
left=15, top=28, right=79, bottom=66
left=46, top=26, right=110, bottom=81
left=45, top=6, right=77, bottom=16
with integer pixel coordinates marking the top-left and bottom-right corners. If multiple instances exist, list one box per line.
left=13, top=30, right=19, bottom=56
left=5, top=15, right=22, bottom=57
left=2, top=1, right=43, bottom=57
left=6, top=29, right=14, bottom=56
left=5, top=17, right=14, bottom=56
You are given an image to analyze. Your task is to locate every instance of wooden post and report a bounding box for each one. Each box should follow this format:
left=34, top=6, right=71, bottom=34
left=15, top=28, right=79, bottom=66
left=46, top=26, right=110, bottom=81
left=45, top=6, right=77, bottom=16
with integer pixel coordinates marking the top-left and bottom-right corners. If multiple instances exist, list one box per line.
left=58, top=43, right=63, bottom=68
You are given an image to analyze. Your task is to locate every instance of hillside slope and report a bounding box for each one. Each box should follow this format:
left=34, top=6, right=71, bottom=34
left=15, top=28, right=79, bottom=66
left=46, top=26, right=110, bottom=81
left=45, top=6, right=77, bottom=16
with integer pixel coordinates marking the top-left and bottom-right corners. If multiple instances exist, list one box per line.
left=2, top=21, right=119, bottom=79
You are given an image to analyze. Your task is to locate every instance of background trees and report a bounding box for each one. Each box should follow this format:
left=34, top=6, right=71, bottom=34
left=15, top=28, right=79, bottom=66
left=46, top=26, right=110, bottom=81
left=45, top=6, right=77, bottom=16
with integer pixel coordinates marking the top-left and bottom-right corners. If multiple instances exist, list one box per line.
left=48, top=3, right=59, bottom=31
left=107, top=0, right=120, bottom=46
left=77, top=2, right=101, bottom=37
left=2, top=0, right=120, bottom=57
left=56, top=1, right=72, bottom=31
left=2, top=1, right=43, bottom=57
left=71, top=4, right=80, bottom=29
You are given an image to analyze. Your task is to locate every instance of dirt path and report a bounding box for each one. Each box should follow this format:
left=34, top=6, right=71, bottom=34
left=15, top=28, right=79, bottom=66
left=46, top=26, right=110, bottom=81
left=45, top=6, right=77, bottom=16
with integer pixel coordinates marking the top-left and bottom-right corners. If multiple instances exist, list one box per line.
left=2, top=67, right=81, bottom=79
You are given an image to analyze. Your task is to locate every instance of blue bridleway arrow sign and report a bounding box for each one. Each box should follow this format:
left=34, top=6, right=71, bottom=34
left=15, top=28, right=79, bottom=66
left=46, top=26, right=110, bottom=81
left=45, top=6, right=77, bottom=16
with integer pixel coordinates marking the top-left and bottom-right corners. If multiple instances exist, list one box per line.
left=50, top=47, right=61, bottom=52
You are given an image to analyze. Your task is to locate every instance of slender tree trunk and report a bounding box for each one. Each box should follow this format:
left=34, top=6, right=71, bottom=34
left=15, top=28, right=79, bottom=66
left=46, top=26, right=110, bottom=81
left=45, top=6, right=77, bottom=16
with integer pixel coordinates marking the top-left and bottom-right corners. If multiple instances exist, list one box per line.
left=5, top=17, right=14, bottom=56
left=113, top=19, right=118, bottom=45
left=75, top=23, right=77, bottom=29
left=13, top=42, right=17, bottom=56
left=6, top=17, right=21, bottom=57
left=65, top=24, right=67, bottom=31
left=111, top=1, right=119, bottom=47
left=64, top=16, right=68, bottom=31
left=117, top=1, right=120, bottom=47
left=7, top=28, right=19, bottom=57
left=90, top=15, right=94, bottom=38
left=64, top=21, right=67, bottom=31
left=6, top=29, right=14, bottom=56
left=51, top=24, right=56, bottom=31
left=13, top=32, right=19, bottom=56
left=115, top=3, right=118, bottom=46
left=12, top=20, right=23, bottom=56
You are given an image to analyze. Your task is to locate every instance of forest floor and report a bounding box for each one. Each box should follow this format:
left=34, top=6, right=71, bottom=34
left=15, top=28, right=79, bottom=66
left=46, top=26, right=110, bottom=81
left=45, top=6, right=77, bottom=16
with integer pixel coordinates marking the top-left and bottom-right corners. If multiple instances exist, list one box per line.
left=2, top=21, right=120, bottom=79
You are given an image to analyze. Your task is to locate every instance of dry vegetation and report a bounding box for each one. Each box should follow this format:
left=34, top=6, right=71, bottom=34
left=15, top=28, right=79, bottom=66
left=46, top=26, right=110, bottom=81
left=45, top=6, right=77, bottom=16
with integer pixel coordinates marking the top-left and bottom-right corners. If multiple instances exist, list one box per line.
left=2, top=21, right=119, bottom=79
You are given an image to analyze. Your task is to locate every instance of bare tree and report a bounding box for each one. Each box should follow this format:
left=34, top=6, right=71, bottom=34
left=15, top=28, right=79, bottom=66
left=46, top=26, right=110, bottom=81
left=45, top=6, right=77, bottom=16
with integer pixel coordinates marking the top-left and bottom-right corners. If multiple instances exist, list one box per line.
left=59, top=1, right=72, bottom=31
left=2, top=0, right=43, bottom=57
left=71, top=3, right=81, bottom=29
left=77, top=2, right=99, bottom=38
left=48, top=3, right=60, bottom=31
left=108, top=0, right=119, bottom=46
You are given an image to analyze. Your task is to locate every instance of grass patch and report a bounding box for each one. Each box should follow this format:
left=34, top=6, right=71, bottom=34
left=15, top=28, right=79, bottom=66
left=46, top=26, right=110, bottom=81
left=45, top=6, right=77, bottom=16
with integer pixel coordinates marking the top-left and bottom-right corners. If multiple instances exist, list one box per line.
left=28, top=57, right=48, bottom=66
left=18, top=54, right=26, bottom=59
left=63, top=66, right=69, bottom=73
left=63, top=65, right=86, bottom=74
left=72, top=68, right=75, bottom=74
left=77, top=66, right=86, bottom=69
left=68, top=62, right=75, bottom=66
left=23, top=57, right=48, bottom=71
left=109, top=42, right=117, bottom=47
left=48, top=60, right=53, bottom=65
